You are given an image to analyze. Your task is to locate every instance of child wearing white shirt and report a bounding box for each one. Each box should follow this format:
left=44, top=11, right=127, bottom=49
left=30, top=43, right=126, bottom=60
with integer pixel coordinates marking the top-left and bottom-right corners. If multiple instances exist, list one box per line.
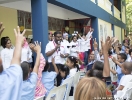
left=116, top=62, right=132, bottom=91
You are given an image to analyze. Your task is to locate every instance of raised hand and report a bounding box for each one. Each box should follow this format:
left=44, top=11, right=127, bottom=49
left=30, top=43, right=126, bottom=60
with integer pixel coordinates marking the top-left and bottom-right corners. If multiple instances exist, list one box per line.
left=101, top=36, right=112, bottom=53
left=14, top=26, right=26, bottom=46
left=0, top=22, right=5, bottom=37
left=93, top=38, right=98, bottom=50
left=52, top=57, right=55, bottom=64
left=29, top=41, right=41, bottom=53
left=111, top=56, right=117, bottom=63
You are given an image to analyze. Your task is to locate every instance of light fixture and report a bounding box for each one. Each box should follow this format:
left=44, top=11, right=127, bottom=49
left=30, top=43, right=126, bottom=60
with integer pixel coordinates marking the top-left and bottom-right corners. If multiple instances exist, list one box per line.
left=65, top=26, right=69, bottom=32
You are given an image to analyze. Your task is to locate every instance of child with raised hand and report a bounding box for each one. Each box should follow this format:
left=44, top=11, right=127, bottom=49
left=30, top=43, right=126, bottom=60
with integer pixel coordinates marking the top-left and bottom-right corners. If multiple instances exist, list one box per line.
left=110, top=53, right=127, bottom=84
left=21, top=41, right=42, bottom=100
left=42, top=57, right=59, bottom=96
left=0, top=25, right=26, bottom=100
left=116, top=62, right=132, bottom=91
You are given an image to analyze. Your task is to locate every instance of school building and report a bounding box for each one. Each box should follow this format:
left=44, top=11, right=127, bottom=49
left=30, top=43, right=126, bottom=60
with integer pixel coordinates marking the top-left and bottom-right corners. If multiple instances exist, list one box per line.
left=0, top=0, right=126, bottom=56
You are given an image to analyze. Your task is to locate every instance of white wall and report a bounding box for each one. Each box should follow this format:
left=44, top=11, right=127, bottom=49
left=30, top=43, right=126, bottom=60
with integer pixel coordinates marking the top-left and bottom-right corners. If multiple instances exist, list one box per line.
left=0, top=1, right=88, bottom=20
left=98, top=19, right=112, bottom=48
left=114, top=25, right=121, bottom=43
left=122, top=6, right=126, bottom=23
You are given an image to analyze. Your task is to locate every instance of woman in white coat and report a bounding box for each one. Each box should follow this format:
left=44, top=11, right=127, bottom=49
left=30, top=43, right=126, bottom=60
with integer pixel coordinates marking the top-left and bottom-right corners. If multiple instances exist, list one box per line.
left=70, top=34, right=79, bottom=57
left=21, top=38, right=32, bottom=63
left=1, top=38, right=14, bottom=70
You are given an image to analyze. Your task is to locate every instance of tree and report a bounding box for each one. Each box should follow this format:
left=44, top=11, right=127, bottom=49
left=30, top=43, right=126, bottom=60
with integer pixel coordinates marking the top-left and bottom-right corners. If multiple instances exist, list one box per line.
left=125, top=0, right=132, bottom=34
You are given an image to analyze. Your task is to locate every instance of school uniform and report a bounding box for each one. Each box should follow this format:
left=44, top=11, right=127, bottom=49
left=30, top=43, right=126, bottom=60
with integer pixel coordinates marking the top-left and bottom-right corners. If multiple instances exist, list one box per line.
left=42, top=71, right=57, bottom=95
left=21, top=72, right=38, bottom=100
left=0, top=64, right=23, bottom=100
left=1, top=48, right=14, bottom=70
left=116, top=65, right=124, bottom=84
left=116, top=74, right=132, bottom=90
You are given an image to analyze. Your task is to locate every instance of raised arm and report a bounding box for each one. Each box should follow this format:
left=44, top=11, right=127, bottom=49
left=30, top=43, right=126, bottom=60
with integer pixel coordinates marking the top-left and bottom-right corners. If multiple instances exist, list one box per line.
left=11, top=26, right=26, bottom=65
left=93, top=38, right=100, bottom=61
left=29, top=42, right=41, bottom=74
left=111, top=57, right=123, bottom=68
left=101, top=37, right=112, bottom=77
left=52, top=57, right=59, bottom=74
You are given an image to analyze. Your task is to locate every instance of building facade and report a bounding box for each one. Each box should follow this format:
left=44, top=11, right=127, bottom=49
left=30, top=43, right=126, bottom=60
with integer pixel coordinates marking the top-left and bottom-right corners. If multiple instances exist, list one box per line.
left=0, top=0, right=126, bottom=56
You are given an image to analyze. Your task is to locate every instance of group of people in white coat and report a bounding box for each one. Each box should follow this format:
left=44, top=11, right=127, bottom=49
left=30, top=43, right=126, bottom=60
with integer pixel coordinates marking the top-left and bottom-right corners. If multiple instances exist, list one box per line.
left=45, top=28, right=94, bottom=86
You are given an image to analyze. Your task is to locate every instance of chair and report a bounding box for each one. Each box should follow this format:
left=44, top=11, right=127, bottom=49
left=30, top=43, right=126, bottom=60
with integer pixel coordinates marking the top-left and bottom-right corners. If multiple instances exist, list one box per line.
left=62, top=77, right=74, bottom=100
left=73, top=72, right=85, bottom=95
left=34, top=96, right=44, bottom=100
left=46, top=84, right=67, bottom=100
left=109, top=58, right=118, bottom=82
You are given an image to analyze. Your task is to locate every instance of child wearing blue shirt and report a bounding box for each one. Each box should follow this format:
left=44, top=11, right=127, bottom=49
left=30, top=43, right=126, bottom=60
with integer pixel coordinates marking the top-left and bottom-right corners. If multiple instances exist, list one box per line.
left=42, top=58, right=59, bottom=96
left=110, top=53, right=127, bottom=84
left=21, top=42, right=41, bottom=100
left=0, top=25, right=26, bottom=100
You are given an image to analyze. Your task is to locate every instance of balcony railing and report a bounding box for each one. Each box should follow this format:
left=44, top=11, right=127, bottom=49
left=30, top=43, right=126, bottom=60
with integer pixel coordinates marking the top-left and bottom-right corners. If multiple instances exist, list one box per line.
left=114, top=6, right=121, bottom=20
left=97, top=0, right=112, bottom=15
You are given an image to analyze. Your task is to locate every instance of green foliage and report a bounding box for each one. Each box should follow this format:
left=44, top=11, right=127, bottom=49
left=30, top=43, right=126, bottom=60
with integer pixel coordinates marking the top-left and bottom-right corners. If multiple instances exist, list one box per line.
left=126, top=0, right=132, bottom=33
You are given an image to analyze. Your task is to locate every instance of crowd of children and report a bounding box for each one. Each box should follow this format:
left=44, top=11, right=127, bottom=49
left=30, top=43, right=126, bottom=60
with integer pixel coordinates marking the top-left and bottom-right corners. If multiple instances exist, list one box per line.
left=0, top=21, right=132, bottom=100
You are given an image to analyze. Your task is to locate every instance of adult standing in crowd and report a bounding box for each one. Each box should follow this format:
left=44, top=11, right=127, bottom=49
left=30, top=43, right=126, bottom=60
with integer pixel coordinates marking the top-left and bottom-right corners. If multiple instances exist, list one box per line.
left=45, top=31, right=69, bottom=86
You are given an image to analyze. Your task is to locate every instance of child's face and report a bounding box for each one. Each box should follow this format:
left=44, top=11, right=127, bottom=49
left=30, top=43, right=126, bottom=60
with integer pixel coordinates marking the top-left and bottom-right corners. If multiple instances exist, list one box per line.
left=89, top=51, right=95, bottom=61
left=66, top=58, right=74, bottom=69
left=117, top=55, right=124, bottom=63
left=73, top=36, right=77, bottom=42
left=125, top=48, right=129, bottom=54
left=59, top=70, right=66, bottom=78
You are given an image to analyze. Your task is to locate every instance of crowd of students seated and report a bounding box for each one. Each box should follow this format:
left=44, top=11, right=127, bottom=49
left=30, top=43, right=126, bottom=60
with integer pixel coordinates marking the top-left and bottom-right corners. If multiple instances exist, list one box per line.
left=0, top=21, right=132, bottom=100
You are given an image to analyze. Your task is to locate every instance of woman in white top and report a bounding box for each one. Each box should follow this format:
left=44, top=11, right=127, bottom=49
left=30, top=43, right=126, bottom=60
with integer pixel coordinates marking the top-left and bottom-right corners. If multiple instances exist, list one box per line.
left=61, top=32, right=69, bottom=47
left=70, top=35, right=79, bottom=57
left=21, top=39, right=32, bottom=63
left=1, top=38, right=14, bottom=70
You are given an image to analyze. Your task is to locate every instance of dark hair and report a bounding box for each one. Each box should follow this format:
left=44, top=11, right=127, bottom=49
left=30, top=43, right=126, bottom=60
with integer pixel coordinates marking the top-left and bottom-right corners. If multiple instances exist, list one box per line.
left=67, top=56, right=80, bottom=71
left=43, top=61, right=49, bottom=72
left=118, top=47, right=121, bottom=51
left=129, top=49, right=132, bottom=55
left=72, top=35, right=78, bottom=41
left=60, top=65, right=69, bottom=79
left=87, top=69, right=103, bottom=80
left=108, top=49, right=112, bottom=56
left=126, top=46, right=130, bottom=49
left=3, top=38, right=10, bottom=48
left=118, top=53, right=127, bottom=61
left=21, top=61, right=30, bottom=80
left=93, top=61, right=104, bottom=71
left=54, top=31, right=62, bottom=37
left=1, top=37, right=5, bottom=47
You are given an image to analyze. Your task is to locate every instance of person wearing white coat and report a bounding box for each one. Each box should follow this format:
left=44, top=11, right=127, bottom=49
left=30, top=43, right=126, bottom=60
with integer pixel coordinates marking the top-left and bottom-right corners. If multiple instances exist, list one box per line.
left=70, top=35, right=79, bottom=57
left=1, top=38, right=14, bottom=70
left=21, top=39, right=32, bottom=63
